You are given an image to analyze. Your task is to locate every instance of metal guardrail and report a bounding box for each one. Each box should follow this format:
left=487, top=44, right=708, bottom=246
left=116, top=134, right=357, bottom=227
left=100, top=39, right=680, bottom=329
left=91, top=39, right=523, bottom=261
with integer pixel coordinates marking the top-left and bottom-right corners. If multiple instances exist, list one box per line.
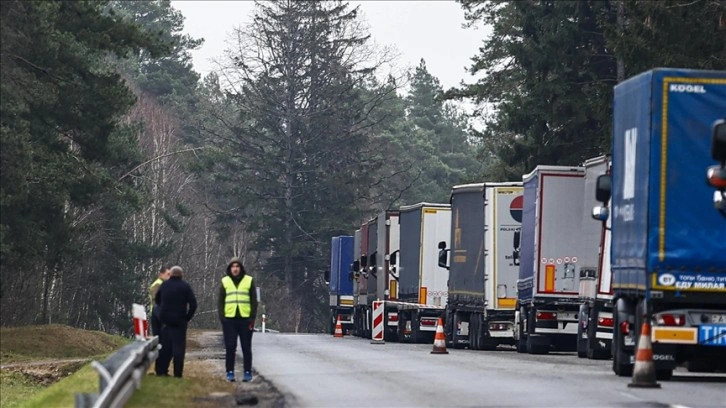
left=75, top=336, right=160, bottom=408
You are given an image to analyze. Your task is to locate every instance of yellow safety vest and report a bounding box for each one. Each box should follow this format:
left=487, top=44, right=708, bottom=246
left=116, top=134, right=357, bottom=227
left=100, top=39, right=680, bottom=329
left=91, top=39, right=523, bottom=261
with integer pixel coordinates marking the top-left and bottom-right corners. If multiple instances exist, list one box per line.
left=149, top=278, right=163, bottom=313
left=222, top=275, right=253, bottom=318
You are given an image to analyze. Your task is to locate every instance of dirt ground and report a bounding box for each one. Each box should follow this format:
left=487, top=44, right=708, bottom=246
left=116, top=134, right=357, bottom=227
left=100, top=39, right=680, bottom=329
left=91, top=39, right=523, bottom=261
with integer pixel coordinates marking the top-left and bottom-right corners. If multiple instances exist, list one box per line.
left=0, top=359, right=88, bottom=386
left=186, top=330, right=288, bottom=407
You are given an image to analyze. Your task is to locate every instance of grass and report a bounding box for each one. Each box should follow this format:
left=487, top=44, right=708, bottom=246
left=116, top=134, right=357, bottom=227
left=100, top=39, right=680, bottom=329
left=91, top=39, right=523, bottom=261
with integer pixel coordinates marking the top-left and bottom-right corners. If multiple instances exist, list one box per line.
left=0, top=371, right=44, bottom=408
left=127, top=360, right=235, bottom=408
left=12, top=364, right=98, bottom=408
left=0, top=324, right=129, bottom=364
left=0, top=324, right=131, bottom=407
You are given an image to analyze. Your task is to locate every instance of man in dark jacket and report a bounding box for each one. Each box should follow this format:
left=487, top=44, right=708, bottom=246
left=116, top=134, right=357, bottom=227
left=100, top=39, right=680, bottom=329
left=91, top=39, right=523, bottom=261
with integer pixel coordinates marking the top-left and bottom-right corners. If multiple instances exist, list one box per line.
left=155, top=265, right=197, bottom=378
left=219, top=257, right=258, bottom=382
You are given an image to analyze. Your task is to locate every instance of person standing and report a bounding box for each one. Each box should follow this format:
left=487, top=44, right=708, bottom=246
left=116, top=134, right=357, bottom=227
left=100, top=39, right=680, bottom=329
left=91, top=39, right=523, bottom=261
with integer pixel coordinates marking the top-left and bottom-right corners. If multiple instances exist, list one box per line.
left=149, top=265, right=171, bottom=337
left=219, top=257, right=258, bottom=382
left=155, top=265, right=197, bottom=378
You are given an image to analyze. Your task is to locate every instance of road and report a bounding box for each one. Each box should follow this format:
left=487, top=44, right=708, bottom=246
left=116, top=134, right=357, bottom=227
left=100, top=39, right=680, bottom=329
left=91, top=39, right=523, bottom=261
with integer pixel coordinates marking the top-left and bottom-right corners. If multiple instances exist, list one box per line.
left=253, top=333, right=726, bottom=408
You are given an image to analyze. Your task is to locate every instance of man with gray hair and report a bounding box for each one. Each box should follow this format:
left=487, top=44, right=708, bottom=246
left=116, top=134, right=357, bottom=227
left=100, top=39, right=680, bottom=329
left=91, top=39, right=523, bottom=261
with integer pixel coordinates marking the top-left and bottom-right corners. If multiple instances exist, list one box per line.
left=154, top=265, right=197, bottom=377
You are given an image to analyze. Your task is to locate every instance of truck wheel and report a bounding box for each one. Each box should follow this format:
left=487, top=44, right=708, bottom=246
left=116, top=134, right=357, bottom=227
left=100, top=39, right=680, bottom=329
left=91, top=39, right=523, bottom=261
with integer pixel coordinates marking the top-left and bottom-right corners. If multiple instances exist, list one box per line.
left=656, top=369, right=673, bottom=381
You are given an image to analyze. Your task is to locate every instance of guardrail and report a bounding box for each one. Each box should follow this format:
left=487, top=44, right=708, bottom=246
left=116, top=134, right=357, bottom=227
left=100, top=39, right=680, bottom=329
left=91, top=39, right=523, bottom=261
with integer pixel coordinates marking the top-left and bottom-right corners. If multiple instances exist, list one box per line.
left=75, top=336, right=159, bottom=408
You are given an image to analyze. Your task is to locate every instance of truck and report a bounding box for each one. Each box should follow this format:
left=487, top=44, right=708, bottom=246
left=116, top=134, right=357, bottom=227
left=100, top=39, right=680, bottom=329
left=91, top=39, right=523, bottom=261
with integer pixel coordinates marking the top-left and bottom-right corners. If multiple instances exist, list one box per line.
left=351, top=211, right=400, bottom=340
left=576, top=156, right=614, bottom=360
left=595, top=68, right=726, bottom=378
left=392, top=203, right=450, bottom=343
left=515, top=166, right=601, bottom=354
left=438, top=183, right=523, bottom=350
left=326, top=236, right=355, bottom=334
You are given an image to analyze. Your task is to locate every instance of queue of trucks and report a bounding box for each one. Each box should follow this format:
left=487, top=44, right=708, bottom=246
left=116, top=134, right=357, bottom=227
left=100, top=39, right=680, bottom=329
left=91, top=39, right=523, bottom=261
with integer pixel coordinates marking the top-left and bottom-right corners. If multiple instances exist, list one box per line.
left=325, top=68, right=726, bottom=378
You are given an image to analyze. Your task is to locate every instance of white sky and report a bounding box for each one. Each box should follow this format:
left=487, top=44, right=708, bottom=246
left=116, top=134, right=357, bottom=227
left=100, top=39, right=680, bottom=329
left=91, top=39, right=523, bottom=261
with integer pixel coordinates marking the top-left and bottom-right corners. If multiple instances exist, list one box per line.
left=171, top=1, right=490, bottom=92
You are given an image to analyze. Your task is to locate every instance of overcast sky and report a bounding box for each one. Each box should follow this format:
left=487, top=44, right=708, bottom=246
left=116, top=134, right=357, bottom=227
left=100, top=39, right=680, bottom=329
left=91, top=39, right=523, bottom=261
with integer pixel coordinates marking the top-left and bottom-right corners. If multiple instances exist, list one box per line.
left=171, top=1, right=490, bottom=92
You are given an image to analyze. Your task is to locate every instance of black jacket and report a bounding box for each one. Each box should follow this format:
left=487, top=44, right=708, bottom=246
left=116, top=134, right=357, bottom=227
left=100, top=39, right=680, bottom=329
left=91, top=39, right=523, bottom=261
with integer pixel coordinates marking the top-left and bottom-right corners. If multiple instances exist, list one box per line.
left=218, top=271, right=257, bottom=320
left=155, top=277, right=197, bottom=327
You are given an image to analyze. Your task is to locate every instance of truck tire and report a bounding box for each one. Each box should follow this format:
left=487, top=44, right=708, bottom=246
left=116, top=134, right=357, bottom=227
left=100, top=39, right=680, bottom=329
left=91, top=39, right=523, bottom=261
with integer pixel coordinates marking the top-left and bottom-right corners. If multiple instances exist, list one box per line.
left=656, top=369, right=673, bottom=381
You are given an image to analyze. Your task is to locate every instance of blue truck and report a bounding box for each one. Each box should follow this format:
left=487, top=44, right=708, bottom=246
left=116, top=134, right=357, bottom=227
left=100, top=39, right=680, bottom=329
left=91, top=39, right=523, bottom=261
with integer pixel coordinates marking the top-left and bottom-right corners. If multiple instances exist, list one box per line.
left=595, top=68, right=726, bottom=378
left=326, top=235, right=355, bottom=334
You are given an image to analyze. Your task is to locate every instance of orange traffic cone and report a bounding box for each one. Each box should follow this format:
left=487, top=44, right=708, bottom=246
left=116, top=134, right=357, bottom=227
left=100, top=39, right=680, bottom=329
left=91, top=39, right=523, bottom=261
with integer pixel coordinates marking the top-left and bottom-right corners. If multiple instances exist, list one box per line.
left=628, top=322, right=660, bottom=388
left=430, top=318, right=449, bottom=354
left=334, top=315, right=344, bottom=338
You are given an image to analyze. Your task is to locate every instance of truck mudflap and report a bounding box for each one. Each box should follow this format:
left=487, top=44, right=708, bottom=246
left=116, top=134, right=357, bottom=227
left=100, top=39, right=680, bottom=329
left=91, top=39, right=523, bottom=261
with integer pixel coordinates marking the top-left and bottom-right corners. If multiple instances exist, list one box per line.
left=629, top=342, right=678, bottom=370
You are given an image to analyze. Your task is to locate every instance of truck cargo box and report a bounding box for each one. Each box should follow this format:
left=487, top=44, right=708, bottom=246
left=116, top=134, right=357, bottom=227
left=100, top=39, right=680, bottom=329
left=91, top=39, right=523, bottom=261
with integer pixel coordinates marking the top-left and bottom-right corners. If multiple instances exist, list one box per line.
left=329, top=236, right=354, bottom=298
left=399, top=203, right=451, bottom=306
left=518, top=166, right=598, bottom=303
left=611, top=68, right=726, bottom=296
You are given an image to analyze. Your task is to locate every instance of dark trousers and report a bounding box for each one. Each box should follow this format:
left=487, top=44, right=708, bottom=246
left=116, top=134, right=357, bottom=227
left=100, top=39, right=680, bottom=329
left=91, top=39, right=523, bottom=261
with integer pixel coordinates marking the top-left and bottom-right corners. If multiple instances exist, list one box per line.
left=222, top=318, right=253, bottom=372
left=156, top=324, right=187, bottom=377
left=150, top=312, right=161, bottom=337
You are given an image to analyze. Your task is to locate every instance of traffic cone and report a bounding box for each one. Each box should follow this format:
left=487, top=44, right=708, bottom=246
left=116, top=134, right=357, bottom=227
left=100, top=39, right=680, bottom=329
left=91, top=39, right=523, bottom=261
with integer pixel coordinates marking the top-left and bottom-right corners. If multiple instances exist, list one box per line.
left=628, top=322, right=661, bottom=388
left=334, top=315, right=344, bottom=338
left=430, top=318, right=449, bottom=354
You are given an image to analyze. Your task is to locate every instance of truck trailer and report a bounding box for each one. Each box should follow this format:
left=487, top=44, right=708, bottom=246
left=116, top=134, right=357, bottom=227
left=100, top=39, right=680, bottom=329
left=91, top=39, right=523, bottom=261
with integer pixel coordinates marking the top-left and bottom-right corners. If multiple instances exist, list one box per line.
left=597, top=68, right=726, bottom=378
left=439, top=183, right=524, bottom=350
left=515, top=166, right=601, bottom=354
left=393, top=203, right=450, bottom=343
left=327, top=236, right=355, bottom=334
left=577, top=156, right=614, bottom=360
left=352, top=211, right=400, bottom=340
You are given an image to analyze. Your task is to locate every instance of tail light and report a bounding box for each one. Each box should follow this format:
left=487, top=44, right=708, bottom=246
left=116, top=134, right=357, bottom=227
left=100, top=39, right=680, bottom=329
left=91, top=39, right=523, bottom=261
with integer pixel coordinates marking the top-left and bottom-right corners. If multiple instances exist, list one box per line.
left=656, top=313, right=686, bottom=326
left=489, top=323, right=510, bottom=331
left=536, top=311, right=557, bottom=321
left=420, top=319, right=437, bottom=326
left=388, top=314, right=398, bottom=322
left=620, top=321, right=630, bottom=335
left=598, top=317, right=614, bottom=327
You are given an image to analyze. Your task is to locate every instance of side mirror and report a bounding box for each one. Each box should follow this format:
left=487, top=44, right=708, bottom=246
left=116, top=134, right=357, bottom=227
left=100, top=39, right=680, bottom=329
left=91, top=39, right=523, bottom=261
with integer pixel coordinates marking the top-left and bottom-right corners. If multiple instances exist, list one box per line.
left=324, top=270, right=330, bottom=284
left=438, top=241, right=447, bottom=250
left=592, top=205, right=610, bottom=221
left=360, top=256, right=367, bottom=268
left=389, top=250, right=398, bottom=266
left=368, top=252, right=377, bottom=267
left=438, top=248, right=449, bottom=270
left=712, top=119, right=726, bottom=164
left=706, top=165, right=726, bottom=190
left=595, top=174, right=612, bottom=203
left=351, top=260, right=360, bottom=273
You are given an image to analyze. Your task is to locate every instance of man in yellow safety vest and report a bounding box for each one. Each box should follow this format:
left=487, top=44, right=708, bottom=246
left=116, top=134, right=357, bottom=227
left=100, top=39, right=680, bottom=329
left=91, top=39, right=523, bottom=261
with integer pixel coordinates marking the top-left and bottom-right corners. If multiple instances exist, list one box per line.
left=149, top=265, right=171, bottom=336
left=218, top=257, right=257, bottom=382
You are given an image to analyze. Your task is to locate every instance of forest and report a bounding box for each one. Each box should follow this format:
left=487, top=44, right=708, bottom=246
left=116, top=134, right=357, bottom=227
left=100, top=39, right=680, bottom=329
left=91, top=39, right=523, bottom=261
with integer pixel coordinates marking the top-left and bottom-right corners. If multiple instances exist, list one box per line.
left=1, top=0, right=724, bottom=334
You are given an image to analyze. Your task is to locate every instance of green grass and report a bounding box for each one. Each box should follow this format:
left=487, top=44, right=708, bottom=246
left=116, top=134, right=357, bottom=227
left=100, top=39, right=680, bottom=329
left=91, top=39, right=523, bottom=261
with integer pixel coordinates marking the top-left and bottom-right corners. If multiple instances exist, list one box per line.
left=127, top=360, right=234, bottom=408
left=0, top=371, right=45, bottom=408
left=14, top=364, right=98, bottom=408
left=0, top=324, right=129, bottom=364
left=0, top=325, right=131, bottom=407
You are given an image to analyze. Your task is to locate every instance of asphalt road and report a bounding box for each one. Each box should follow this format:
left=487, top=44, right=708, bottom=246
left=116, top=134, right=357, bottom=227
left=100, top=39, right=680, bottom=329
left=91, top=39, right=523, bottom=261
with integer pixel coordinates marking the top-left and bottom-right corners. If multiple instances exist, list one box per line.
left=252, top=333, right=726, bottom=408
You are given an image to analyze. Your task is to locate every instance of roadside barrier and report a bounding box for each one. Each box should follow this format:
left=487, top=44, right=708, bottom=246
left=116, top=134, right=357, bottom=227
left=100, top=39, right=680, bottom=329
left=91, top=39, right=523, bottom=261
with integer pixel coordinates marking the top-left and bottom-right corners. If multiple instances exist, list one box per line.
left=371, top=300, right=385, bottom=344
left=76, top=303, right=160, bottom=407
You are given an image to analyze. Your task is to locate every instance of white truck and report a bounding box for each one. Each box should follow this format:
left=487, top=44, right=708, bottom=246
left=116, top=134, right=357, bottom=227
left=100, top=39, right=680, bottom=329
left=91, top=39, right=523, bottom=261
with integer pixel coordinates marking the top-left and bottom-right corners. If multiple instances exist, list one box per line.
left=391, top=203, right=450, bottom=343
left=577, top=156, right=614, bottom=359
left=438, top=183, right=524, bottom=350
left=515, top=166, right=601, bottom=354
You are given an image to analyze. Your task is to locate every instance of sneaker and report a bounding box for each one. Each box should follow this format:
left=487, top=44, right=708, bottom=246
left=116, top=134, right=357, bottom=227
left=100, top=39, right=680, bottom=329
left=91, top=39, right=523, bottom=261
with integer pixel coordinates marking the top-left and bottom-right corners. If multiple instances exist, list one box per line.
left=226, top=371, right=236, bottom=382
left=243, top=371, right=253, bottom=382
